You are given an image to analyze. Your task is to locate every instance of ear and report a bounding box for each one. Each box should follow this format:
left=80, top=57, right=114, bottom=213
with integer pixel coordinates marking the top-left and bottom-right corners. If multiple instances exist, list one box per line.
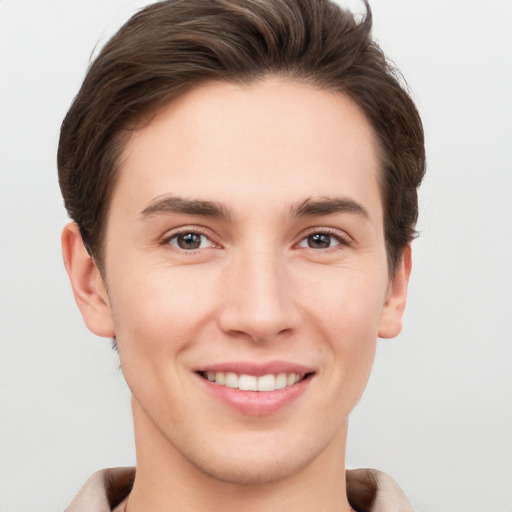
left=61, top=222, right=115, bottom=338
left=378, top=244, right=412, bottom=339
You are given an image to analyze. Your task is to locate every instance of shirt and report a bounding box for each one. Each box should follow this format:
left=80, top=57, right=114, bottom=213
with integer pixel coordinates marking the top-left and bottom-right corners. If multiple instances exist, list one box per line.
left=65, top=466, right=415, bottom=512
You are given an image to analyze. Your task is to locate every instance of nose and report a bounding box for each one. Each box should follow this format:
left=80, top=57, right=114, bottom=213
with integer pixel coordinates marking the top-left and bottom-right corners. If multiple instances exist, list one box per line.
left=217, top=248, right=300, bottom=343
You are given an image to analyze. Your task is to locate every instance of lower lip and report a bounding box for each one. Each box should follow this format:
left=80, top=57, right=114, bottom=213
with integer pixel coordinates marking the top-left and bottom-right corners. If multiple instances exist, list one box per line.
left=197, top=374, right=313, bottom=417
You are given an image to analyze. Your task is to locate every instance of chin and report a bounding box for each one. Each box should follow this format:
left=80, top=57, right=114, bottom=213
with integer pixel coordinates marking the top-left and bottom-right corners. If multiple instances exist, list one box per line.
left=190, top=449, right=312, bottom=486
left=173, top=426, right=331, bottom=487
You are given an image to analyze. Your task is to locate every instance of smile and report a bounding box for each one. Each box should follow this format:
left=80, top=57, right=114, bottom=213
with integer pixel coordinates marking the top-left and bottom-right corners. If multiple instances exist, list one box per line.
left=196, top=366, right=315, bottom=416
left=199, top=371, right=308, bottom=392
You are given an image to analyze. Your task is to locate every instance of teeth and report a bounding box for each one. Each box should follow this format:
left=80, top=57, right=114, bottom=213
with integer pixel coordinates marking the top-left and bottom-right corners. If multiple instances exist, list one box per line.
left=257, top=374, right=275, bottom=391
left=275, top=373, right=287, bottom=389
left=225, top=372, right=238, bottom=389
left=203, top=371, right=306, bottom=391
left=287, top=373, right=298, bottom=386
left=239, top=374, right=258, bottom=391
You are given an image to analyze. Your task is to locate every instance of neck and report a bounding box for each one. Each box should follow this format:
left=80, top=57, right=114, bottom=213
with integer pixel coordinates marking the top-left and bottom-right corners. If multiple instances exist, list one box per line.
left=126, top=399, right=353, bottom=512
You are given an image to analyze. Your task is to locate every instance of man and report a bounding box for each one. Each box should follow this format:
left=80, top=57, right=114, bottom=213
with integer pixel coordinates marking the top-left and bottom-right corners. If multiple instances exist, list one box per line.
left=59, top=0, right=425, bottom=510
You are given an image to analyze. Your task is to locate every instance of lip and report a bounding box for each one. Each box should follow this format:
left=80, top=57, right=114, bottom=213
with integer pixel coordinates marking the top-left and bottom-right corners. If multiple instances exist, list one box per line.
left=197, top=360, right=315, bottom=376
left=195, top=361, right=315, bottom=417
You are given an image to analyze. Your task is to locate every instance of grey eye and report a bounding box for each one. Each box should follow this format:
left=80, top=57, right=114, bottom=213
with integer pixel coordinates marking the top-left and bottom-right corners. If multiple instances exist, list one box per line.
left=169, top=232, right=212, bottom=250
left=300, top=233, right=341, bottom=249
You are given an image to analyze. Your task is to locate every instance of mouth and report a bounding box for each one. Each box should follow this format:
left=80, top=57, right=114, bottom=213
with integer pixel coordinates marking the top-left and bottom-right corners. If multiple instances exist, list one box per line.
left=195, top=365, right=315, bottom=416
left=197, top=370, right=313, bottom=392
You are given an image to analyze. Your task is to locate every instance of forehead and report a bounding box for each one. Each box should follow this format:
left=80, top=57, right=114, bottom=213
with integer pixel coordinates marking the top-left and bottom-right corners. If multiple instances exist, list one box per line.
left=114, top=79, right=382, bottom=221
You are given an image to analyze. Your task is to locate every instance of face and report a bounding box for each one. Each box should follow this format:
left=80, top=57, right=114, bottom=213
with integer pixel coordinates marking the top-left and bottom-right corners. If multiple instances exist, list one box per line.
left=68, top=79, right=409, bottom=485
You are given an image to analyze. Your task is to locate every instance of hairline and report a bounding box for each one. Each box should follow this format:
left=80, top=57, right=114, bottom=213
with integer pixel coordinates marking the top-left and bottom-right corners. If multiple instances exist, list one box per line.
left=93, top=76, right=399, bottom=279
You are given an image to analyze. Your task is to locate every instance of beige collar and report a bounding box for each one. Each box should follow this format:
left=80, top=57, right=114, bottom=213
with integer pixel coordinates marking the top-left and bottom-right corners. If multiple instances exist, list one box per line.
left=66, top=466, right=415, bottom=512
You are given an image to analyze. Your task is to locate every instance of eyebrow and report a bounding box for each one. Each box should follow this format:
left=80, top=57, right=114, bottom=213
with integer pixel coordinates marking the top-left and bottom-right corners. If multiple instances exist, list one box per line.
left=291, top=197, right=369, bottom=219
left=140, top=195, right=368, bottom=222
left=140, top=195, right=231, bottom=221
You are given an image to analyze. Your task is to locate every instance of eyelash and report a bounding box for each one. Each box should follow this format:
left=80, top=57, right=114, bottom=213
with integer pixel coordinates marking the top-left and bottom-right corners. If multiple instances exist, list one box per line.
left=162, top=227, right=218, bottom=253
left=296, top=228, right=352, bottom=251
left=162, top=226, right=351, bottom=255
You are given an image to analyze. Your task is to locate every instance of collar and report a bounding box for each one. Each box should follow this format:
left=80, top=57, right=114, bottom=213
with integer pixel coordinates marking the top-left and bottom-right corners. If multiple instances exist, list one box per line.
left=66, top=466, right=415, bottom=512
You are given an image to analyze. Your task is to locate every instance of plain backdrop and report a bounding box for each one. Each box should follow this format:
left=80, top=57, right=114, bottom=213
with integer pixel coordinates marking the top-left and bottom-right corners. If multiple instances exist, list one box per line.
left=1, top=1, right=511, bottom=511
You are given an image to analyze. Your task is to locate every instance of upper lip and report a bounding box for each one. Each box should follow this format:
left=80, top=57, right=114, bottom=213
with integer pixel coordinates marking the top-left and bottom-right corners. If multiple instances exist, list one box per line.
left=195, top=361, right=316, bottom=376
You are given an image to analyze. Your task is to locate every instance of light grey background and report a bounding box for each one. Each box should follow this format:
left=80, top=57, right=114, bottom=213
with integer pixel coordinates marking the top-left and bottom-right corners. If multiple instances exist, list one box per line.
left=1, top=1, right=511, bottom=511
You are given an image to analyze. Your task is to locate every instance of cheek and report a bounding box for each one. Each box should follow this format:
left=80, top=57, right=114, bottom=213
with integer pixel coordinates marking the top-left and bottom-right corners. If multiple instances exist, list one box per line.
left=107, top=265, right=220, bottom=416
left=298, top=266, right=386, bottom=383
left=316, top=294, right=380, bottom=416
left=108, top=263, right=219, bottom=360
left=321, top=303, right=378, bottom=386
left=300, top=264, right=388, bottom=335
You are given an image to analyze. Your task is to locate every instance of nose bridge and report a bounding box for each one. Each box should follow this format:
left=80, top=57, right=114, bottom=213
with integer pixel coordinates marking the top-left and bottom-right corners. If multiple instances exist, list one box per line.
left=219, top=244, right=297, bottom=341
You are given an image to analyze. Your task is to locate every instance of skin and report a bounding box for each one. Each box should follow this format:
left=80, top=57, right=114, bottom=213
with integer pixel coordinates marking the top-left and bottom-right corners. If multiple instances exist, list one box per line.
left=62, top=79, right=411, bottom=512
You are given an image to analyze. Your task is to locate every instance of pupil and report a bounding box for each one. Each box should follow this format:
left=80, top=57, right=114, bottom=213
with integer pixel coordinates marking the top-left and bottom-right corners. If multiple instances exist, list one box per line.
left=308, top=233, right=330, bottom=248
left=178, top=233, right=201, bottom=250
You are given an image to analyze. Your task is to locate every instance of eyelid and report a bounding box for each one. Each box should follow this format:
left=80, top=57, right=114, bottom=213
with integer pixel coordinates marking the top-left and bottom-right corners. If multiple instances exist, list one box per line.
left=295, top=227, right=352, bottom=248
left=159, top=225, right=351, bottom=251
left=161, top=225, right=220, bottom=251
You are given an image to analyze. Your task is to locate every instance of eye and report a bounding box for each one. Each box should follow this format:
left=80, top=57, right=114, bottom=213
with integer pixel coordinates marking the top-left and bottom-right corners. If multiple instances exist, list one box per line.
left=297, top=232, right=344, bottom=249
left=167, top=231, right=215, bottom=251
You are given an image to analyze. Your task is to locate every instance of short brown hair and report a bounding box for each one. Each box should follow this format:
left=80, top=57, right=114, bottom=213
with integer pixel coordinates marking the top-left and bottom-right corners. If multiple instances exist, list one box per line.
left=58, top=0, right=425, bottom=274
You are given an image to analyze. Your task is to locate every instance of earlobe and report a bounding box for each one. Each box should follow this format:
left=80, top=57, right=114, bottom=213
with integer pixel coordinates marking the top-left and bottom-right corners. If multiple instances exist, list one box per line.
left=378, top=244, right=412, bottom=339
left=61, top=223, right=115, bottom=338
